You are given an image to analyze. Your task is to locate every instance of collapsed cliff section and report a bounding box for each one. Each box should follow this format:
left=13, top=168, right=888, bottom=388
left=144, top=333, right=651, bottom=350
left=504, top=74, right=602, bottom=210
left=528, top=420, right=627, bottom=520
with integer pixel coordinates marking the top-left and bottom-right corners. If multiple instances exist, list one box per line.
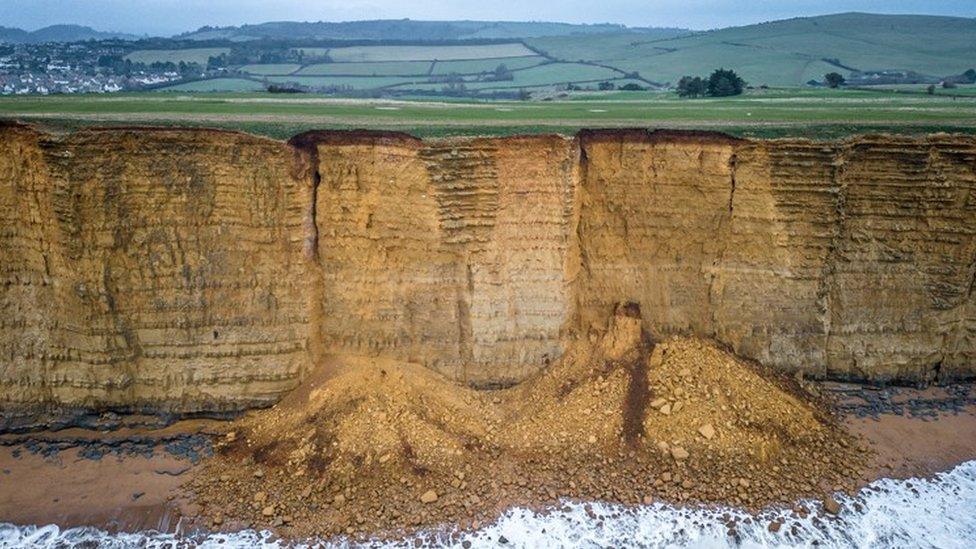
left=2, top=123, right=975, bottom=425
left=577, top=130, right=976, bottom=382
left=0, top=123, right=310, bottom=428
left=189, top=305, right=865, bottom=539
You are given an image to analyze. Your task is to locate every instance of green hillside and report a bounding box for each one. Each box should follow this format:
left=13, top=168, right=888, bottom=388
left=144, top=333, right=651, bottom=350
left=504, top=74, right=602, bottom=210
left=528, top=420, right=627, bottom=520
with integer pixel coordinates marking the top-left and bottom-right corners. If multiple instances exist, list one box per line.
left=180, top=19, right=687, bottom=42
left=528, top=13, right=976, bottom=86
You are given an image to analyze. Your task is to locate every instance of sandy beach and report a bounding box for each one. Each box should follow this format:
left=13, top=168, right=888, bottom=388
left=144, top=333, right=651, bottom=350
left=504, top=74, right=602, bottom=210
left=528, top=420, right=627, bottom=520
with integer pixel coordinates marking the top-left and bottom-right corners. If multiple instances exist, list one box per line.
left=2, top=382, right=974, bottom=540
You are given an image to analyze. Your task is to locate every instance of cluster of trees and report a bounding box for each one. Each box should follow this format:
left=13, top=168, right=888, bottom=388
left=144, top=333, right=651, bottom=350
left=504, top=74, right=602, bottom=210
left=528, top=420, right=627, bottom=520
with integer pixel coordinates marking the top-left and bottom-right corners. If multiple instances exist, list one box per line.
left=96, top=55, right=202, bottom=76
left=677, top=68, right=745, bottom=98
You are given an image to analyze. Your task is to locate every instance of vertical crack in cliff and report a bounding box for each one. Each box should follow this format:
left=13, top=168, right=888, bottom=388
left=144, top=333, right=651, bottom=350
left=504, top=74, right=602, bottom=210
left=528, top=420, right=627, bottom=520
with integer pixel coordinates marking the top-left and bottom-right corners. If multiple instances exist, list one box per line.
left=287, top=133, right=324, bottom=374
left=819, top=144, right=851, bottom=379
left=573, top=138, right=593, bottom=333
left=704, top=146, right=740, bottom=341
left=728, top=152, right=738, bottom=214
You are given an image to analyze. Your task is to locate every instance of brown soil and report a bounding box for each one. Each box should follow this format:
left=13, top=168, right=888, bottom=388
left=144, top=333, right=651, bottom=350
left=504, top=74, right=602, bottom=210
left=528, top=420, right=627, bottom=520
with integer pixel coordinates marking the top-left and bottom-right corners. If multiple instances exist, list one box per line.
left=184, top=305, right=869, bottom=540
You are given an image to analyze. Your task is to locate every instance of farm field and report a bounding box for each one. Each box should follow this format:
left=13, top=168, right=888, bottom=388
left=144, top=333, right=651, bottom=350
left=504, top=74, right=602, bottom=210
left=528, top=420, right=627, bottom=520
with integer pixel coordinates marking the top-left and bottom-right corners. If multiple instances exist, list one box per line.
left=2, top=87, right=975, bottom=140
left=527, top=13, right=976, bottom=87
left=326, top=43, right=536, bottom=62
left=430, top=56, right=547, bottom=75
left=125, top=47, right=231, bottom=65
left=128, top=14, right=975, bottom=96
left=296, top=61, right=435, bottom=76
left=159, top=78, right=267, bottom=92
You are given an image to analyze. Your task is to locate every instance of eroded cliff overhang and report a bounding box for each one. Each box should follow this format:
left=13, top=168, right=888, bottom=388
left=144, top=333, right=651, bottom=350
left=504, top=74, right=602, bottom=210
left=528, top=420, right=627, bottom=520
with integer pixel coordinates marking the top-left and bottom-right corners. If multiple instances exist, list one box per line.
left=2, top=124, right=975, bottom=418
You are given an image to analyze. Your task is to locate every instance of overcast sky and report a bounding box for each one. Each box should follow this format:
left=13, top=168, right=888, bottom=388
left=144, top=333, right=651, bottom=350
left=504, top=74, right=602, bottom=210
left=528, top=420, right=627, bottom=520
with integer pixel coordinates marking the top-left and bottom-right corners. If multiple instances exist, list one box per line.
left=3, top=0, right=975, bottom=35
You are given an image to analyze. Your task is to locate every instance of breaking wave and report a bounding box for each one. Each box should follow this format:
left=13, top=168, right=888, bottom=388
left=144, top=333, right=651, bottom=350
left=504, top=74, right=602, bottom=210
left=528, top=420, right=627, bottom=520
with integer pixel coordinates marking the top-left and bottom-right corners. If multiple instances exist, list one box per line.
left=2, top=461, right=975, bottom=548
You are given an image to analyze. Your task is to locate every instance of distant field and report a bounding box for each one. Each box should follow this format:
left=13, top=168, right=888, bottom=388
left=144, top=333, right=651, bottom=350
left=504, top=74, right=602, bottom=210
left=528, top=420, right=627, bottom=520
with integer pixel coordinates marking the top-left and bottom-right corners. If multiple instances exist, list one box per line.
left=527, top=13, right=976, bottom=87
left=160, top=78, right=266, bottom=92
left=459, top=63, right=623, bottom=89
left=3, top=88, right=975, bottom=141
left=296, top=61, right=434, bottom=76
left=125, top=48, right=231, bottom=65
left=431, top=56, right=547, bottom=75
left=328, top=43, right=537, bottom=62
left=239, top=64, right=302, bottom=75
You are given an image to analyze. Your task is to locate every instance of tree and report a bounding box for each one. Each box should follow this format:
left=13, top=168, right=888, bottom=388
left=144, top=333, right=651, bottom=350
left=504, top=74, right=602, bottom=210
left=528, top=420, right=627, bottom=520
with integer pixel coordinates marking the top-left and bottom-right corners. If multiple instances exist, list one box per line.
left=706, top=68, right=745, bottom=97
left=824, top=72, right=845, bottom=88
left=964, top=69, right=976, bottom=84
left=927, top=84, right=937, bottom=95
left=598, top=81, right=615, bottom=91
left=620, top=83, right=645, bottom=91
left=492, top=63, right=513, bottom=81
left=677, top=75, right=706, bottom=98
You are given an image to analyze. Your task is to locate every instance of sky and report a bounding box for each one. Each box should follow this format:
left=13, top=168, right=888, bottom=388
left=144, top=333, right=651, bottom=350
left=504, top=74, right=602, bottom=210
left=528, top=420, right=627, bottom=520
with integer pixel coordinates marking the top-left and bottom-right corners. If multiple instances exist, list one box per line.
left=2, top=0, right=975, bottom=36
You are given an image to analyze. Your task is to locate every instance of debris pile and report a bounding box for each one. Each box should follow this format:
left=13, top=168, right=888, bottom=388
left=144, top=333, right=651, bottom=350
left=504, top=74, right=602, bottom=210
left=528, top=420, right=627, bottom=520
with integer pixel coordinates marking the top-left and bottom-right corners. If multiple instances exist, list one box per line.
left=187, top=304, right=868, bottom=539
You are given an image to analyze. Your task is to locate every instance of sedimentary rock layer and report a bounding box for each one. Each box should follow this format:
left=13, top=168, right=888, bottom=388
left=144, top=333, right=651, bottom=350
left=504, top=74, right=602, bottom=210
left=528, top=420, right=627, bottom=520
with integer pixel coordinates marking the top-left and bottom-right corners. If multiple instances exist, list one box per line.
left=577, top=130, right=976, bottom=381
left=1, top=125, right=974, bottom=419
left=0, top=125, right=309, bottom=420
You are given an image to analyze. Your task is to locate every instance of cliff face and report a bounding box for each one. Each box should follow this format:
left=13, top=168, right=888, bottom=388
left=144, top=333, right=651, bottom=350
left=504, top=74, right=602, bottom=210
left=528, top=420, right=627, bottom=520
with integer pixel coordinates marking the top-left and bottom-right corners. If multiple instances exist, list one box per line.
left=2, top=125, right=974, bottom=421
left=299, top=132, right=578, bottom=386
left=577, top=131, right=976, bottom=381
left=0, top=126, right=309, bottom=422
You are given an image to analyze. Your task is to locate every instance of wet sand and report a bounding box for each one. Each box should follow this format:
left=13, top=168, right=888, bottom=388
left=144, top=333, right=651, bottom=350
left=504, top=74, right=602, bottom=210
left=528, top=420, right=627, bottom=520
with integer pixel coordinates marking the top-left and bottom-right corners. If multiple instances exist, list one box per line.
left=1, top=386, right=975, bottom=536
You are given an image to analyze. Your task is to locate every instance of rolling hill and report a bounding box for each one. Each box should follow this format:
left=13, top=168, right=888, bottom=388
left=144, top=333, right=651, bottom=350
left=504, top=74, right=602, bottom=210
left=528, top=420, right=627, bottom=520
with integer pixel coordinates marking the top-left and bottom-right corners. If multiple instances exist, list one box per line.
left=178, top=19, right=688, bottom=41
left=527, top=12, right=976, bottom=86
left=0, top=24, right=138, bottom=43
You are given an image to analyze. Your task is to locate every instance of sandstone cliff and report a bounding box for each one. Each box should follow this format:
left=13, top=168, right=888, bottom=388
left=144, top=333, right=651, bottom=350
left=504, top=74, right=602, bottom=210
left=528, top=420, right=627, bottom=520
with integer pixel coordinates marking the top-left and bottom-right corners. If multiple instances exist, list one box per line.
left=0, top=125, right=309, bottom=425
left=2, top=124, right=974, bottom=421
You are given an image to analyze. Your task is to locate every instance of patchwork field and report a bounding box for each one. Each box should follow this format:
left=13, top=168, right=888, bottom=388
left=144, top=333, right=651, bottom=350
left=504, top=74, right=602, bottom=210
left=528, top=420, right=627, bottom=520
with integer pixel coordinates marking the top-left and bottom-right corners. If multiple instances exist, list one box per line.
left=527, top=13, right=976, bottom=86
left=326, top=43, right=537, bottom=62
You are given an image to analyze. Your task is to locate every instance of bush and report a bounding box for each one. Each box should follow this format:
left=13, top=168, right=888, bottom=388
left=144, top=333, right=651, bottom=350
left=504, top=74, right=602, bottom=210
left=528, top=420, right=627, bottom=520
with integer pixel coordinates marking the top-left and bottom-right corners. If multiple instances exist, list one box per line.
left=619, top=83, right=645, bottom=91
left=598, top=81, right=615, bottom=91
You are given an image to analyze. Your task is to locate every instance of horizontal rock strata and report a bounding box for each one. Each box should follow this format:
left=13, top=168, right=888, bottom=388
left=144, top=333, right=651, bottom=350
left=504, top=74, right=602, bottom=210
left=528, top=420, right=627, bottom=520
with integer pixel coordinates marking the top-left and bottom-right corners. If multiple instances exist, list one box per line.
left=1, top=125, right=974, bottom=420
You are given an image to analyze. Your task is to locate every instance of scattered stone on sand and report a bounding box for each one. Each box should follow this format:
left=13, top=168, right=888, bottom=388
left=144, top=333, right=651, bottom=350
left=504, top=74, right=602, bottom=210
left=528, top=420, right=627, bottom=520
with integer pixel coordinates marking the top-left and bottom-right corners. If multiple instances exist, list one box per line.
left=698, top=424, right=716, bottom=440
left=420, top=490, right=438, bottom=504
left=822, top=496, right=841, bottom=515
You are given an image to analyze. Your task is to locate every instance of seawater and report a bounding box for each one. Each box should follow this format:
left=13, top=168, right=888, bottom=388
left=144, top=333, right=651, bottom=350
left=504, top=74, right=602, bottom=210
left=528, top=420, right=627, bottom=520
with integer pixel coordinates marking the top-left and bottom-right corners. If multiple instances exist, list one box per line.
left=3, top=460, right=975, bottom=548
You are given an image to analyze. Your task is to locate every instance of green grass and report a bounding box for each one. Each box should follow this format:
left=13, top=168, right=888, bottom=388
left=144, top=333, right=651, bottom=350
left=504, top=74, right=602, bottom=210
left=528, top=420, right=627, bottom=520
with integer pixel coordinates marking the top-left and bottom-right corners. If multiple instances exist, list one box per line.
left=264, top=76, right=418, bottom=89
left=295, top=61, right=434, bottom=76
left=858, top=84, right=976, bottom=97
left=328, top=43, right=537, bottom=62
left=430, top=56, right=547, bottom=75
left=2, top=88, right=975, bottom=140
left=528, top=13, right=976, bottom=87
left=125, top=48, right=231, bottom=65
left=158, top=78, right=266, bottom=92
left=240, top=64, right=302, bottom=75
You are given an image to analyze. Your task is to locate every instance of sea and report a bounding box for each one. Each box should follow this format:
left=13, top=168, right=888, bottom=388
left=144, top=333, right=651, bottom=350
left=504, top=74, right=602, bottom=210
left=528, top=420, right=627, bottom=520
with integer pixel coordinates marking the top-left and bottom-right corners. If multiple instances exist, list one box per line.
left=2, top=460, right=975, bottom=548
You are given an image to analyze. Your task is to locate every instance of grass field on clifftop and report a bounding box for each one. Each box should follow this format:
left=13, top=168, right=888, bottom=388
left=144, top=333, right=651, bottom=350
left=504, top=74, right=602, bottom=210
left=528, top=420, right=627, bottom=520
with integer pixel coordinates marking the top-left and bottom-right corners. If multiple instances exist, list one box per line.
left=2, top=87, right=975, bottom=140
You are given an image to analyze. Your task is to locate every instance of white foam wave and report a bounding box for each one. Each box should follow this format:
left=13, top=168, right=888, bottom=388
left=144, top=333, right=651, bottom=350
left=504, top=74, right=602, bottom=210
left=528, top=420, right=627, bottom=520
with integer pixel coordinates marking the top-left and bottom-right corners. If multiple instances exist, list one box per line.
left=3, top=461, right=975, bottom=548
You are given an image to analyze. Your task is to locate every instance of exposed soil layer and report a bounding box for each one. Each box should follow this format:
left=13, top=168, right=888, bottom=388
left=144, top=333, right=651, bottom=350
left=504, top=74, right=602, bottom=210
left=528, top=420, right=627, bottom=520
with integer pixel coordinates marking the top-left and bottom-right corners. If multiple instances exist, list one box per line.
left=184, top=308, right=869, bottom=539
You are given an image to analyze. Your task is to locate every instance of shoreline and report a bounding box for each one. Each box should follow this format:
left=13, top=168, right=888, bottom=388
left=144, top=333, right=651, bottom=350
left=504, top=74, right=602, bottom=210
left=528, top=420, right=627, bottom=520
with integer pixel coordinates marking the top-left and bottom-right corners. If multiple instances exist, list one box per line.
left=2, top=383, right=975, bottom=541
